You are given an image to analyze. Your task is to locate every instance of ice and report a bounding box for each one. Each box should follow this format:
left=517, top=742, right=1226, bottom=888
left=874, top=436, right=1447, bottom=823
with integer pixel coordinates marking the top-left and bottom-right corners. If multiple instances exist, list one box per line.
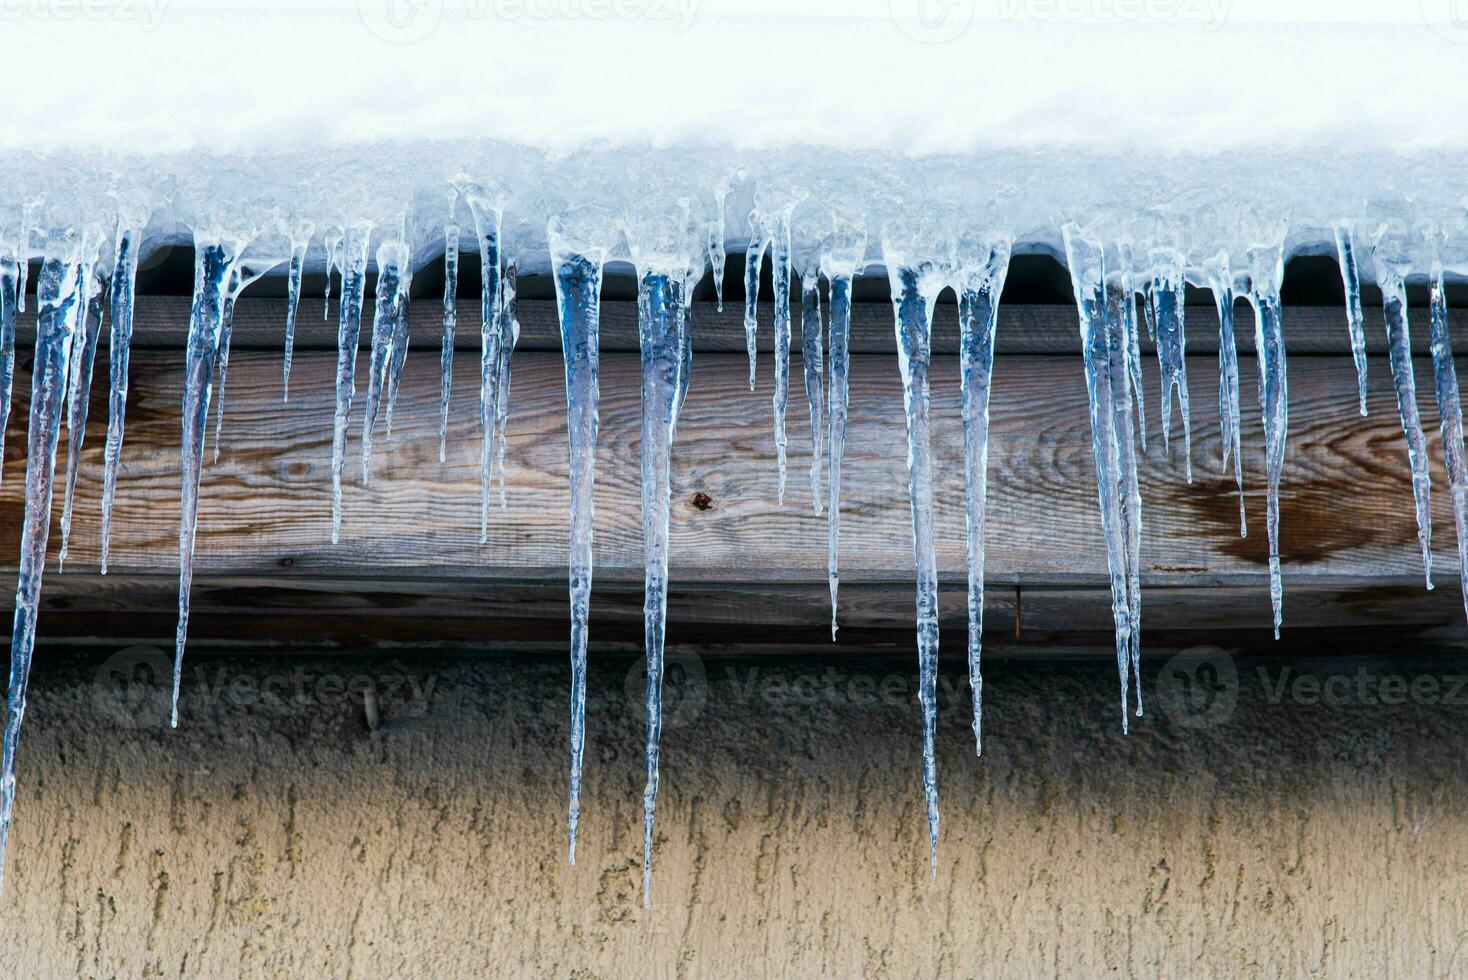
left=742, top=223, right=766, bottom=390
left=547, top=210, right=608, bottom=866
left=330, top=223, right=372, bottom=545
left=708, top=184, right=728, bottom=312
left=439, top=224, right=460, bottom=464
left=383, top=245, right=415, bottom=437
left=820, top=214, right=866, bottom=638
left=0, top=250, right=18, bottom=487
left=322, top=228, right=342, bottom=321
left=209, top=265, right=239, bottom=464
left=1148, top=254, right=1192, bottom=483
left=882, top=233, right=943, bottom=876
left=99, top=222, right=143, bottom=574
left=1246, top=242, right=1288, bottom=638
left=458, top=178, right=505, bottom=544
left=1206, top=254, right=1246, bottom=537
left=1371, top=235, right=1434, bottom=590
left=770, top=212, right=792, bottom=504
left=1428, top=261, right=1468, bottom=625
left=360, top=240, right=408, bottom=484
left=1334, top=224, right=1370, bottom=417
left=494, top=260, right=519, bottom=506
left=280, top=229, right=311, bottom=403
left=956, top=235, right=1011, bottom=754
left=799, top=264, right=824, bottom=514
left=625, top=196, right=702, bottom=906
left=1118, top=244, right=1146, bottom=453
left=0, top=237, right=90, bottom=890
left=57, top=258, right=105, bottom=571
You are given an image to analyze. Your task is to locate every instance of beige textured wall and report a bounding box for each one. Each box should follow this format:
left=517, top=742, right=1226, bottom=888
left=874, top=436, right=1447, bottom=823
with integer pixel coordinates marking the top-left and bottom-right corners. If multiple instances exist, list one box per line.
left=0, top=645, right=1465, bottom=978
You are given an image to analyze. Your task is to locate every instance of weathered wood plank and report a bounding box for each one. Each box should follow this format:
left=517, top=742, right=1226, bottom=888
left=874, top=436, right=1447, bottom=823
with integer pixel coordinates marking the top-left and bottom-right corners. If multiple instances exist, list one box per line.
left=20, top=296, right=1459, bottom=356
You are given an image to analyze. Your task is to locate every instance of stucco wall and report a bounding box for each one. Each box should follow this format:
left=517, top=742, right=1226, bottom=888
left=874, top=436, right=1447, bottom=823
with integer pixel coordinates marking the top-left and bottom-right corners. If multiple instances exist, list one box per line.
left=0, top=645, right=1464, bottom=977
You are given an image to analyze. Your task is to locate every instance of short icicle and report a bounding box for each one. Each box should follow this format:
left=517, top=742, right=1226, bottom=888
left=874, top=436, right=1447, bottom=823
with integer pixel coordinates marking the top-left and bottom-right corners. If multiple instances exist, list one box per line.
left=821, top=217, right=866, bottom=638
left=770, top=214, right=793, bottom=503
left=1150, top=253, right=1192, bottom=482
left=57, top=261, right=106, bottom=571
left=0, top=239, right=90, bottom=890
left=439, top=224, right=460, bottom=463
left=1372, top=245, right=1434, bottom=590
left=383, top=247, right=414, bottom=436
left=458, top=181, right=505, bottom=544
left=800, top=265, right=824, bottom=514
left=209, top=266, right=240, bottom=464
left=361, top=240, right=408, bottom=484
left=1334, top=223, right=1370, bottom=417
left=883, top=243, right=943, bottom=876
left=330, top=223, right=373, bottom=544
left=956, top=235, right=1011, bottom=753
left=281, top=231, right=311, bottom=403
left=322, top=228, right=342, bottom=321
left=708, top=186, right=727, bottom=312
left=0, top=246, right=19, bottom=486
left=547, top=215, right=607, bottom=866
left=1428, top=261, right=1468, bottom=625
left=494, top=260, right=519, bottom=505
left=1118, top=243, right=1146, bottom=452
left=1207, top=254, right=1246, bottom=536
left=1061, top=226, right=1139, bottom=731
left=174, top=234, right=242, bottom=726
left=742, top=222, right=766, bottom=389
left=1246, top=243, right=1289, bottom=637
left=100, top=223, right=143, bottom=573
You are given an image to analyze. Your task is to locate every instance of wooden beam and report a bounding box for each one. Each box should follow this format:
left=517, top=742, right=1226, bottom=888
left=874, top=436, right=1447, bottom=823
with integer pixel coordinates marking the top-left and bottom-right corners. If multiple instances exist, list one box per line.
left=0, top=339, right=1464, bottom=651
left=18, top=296, right=1458, bottom=356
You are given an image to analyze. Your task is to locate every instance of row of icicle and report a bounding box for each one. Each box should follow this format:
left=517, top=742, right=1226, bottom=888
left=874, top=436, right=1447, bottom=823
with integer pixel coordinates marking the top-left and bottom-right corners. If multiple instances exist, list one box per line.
left=0, top=197, right=1465, bottom=904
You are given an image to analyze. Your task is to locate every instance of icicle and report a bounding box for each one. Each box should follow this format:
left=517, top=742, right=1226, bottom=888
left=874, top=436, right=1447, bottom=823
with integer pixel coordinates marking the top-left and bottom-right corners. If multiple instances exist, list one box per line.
left=547, top=214, right=607, bottom=866
left=1207, top=254, right=1246, bottom=537
left=1118, top=243, right=1146, bottom=453
left=281, top=232, right=310, bottom=403
left=821, top=217, right=866, bottom=638
left=457, top=181, right=505, bottom=544
left=1061, top=226, right=1139, bottom=732
left=956, top=236, right=1011, bottom=755
left=1246, top=243, right=1288, bottom=638
left=800, top=266, right=824, bottom=514
left=1106, top=269, right=1145, bottom=721
left=14, top=201, right=33, bottom=315
left=883, top=245, right=943, bottom=876
left=494, top=260, right=519, bottom=506
left=57, top=263, right=105, bottom=571
left=634, top=266, right=692, bottom=907
left=1150, top=255, right=1192, bottom=482
left=1334, top=224, right=1370, bottom=417
left=330, top=223, right=373, bottom=544
left=672, top=273, right=693, bottom=436
left=439, top=224, right=460, bottom=464
left=0, top=241, right=89, bottom=891
left=361, top=240, right=408, bottom=484
left=383, top=246, right=414, bottom=436
left=209, top=265, right=240, bottom=464
left=770, top=215, right=793, bottom=504
left=742, top=223, right=766, bottom=389
left=1428, top=262, right=1468, bottom=625
left=0, top=249, right=18, bottom=486
left=1372, top=250, right=1434, bottom=590
left=322, top=228, right=342, bottom=321
left=707, top=186, right=727, bottom=312
left=99, top=225, right=142, bottom=574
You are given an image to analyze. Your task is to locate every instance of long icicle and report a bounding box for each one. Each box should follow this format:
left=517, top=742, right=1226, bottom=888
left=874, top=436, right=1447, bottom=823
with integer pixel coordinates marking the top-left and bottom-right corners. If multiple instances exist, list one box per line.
left=1106, top=266, right=1144, bottom=718
left=459, top=184, right=504, bottom=544
left=1334, top=223, right=1370, bottom=417
left=57, top=265, right=106, bottom=571
left=771, top=214, right=792, bottom=504
left=957, top=237, right=1010, bottom=754
left=1062, top=226, right=1136, bottom=732
left=547, top=219, right=606, bottom=866
left=281, top=232, right=310, bottom=403
left=361, top=241, right=407, bottom=484
left=821, top=218, right=865, bottom=638
left=329, top=223, right=373, bottom=544
left=100, top=223, right=142, bottom=573
left=209, top=265, right=240, bottom=464
left=1428, top=262, right=1468, bottom=625
left=439, top=224, right=460, bottom=463
left=800, top=265, right=824, bottom=514
left=1247, top=243, right=1289, bottom=637
left=0, top=240, right=90, bottom=891
left=742, top=222, right=766, bottom=390
left=637, top=266, right=691, bottom=907
left=1207, top=254, right=1246, bottom=537
left=173, top=235, right=240, bottom=726
left=885, top=254, right=942, bottom=876
left=1151, top=255, right=1192, bottom=483
left=1373, top=255, right=1434, bottom=590
left=494, top=259, right=519, bottom=505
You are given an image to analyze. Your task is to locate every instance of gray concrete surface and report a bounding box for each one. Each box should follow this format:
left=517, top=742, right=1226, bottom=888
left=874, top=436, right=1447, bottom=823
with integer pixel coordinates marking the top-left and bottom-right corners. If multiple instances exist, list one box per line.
left=0, top=643, right=1465, bottom=977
